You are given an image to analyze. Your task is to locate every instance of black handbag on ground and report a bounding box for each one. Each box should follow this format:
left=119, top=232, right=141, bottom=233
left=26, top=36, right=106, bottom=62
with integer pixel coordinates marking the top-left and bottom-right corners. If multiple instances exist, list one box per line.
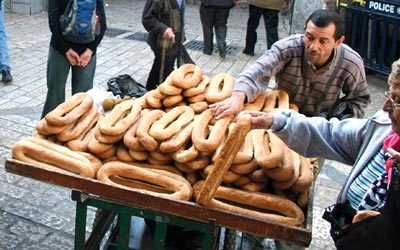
left=322, top=165, right=400, bottom=250
left=107, top=74, right=147, bottom=98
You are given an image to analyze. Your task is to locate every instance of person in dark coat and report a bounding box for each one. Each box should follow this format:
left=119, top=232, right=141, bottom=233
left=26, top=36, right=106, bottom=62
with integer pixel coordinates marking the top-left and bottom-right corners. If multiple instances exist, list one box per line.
left=42, top=0, right=107, bottom=117
left=199, top=0, right=237, bottom=58
left=142, top=0, right=186, bottom=91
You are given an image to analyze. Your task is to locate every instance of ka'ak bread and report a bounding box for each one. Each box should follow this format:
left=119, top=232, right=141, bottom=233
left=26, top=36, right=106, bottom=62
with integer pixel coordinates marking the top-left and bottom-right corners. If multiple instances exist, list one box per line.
left=195, top=114, right=252, bottom=205
left=193, top=181, right=305, bottom=226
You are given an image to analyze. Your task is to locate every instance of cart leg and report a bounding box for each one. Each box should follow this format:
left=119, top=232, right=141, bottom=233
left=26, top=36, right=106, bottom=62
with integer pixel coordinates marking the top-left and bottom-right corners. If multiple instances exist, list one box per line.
left=117, top=213, right=131, bottom=250
left=75, top=201, right=88, bottom=250
left=153, top=220, right=168, bottom=250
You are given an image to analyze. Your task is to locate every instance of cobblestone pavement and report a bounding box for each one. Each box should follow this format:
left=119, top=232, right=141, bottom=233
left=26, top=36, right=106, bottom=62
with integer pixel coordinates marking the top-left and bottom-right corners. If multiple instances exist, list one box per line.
left=0, top=0, right=389, bottom=249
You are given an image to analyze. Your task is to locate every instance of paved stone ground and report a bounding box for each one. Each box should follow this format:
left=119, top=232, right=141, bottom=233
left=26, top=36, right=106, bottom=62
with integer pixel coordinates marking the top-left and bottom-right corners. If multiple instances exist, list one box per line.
left=0, top=0, right=388, bottom=249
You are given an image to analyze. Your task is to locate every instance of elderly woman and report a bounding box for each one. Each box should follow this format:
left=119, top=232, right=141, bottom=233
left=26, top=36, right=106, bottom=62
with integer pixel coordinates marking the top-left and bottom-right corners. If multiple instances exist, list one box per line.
left=212, top=59, right=400, bottom=249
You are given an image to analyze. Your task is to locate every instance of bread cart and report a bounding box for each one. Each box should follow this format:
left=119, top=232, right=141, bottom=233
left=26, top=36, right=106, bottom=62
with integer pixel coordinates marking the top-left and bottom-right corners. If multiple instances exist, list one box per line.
left=5, top=158, right=313, bottom=249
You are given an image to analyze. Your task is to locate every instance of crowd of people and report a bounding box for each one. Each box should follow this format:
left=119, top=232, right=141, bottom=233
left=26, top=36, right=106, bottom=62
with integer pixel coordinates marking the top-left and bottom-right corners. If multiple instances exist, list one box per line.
left=1, top=0, right=398, bottom=249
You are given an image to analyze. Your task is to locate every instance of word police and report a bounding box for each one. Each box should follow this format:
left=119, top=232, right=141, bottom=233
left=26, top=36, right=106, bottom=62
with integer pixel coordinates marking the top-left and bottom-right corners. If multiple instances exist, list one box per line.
left=368, top=1, right=398, bottom=14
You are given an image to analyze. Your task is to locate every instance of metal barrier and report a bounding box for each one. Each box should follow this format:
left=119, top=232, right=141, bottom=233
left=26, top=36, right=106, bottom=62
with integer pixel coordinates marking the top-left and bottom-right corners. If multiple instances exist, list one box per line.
left=337, top=0, right=400, bottom=75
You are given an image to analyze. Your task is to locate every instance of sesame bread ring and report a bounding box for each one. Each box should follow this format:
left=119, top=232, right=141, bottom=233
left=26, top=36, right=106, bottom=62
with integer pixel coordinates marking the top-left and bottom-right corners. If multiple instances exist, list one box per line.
left=172, top=143, right=199, bottom=163
left=163, top=94, right=184, bottom=108
left=145, top=89, right=166, bottom=109
left=196, top=115, right=251, bottom=205
left=185, top=153, right=210, bottom=170
left=203, top=164, right=242, bottom=184
left=230, top=158, right=258, bottom=175
left=117, top=144, right=135, bottom=162
left=172, top=63, right=203, bottom=89
left=126, top=162, right=182, bottom=176
left=149, top=150, right=173, bottom=162
left=149, top=106, right=194, bottom=141
left=263, top=146, right=295, bottom=182
left=186, top=92, right=206, bottom=103
left=95, top=144, right=117, bottom=159
left=232, top=176, right=252, bottom=186
left=205, top=72, right=234, bottom=103
left=241, top=182, right=268, bottom=192
left=147, top=156, right=173, bottom=165
left=88, top=131, right=114, bottom=154
left=262, top=90, right=290, bottom=112
left=129, top=149, right=149, bottom=161
left=189, top=101, right=208, bottom=113
left=290, top=156, right=314, bottom=193
left=67, top=120, right=97, bottom=152
left=175, top=162, right=197, bottom=173
left=159, top=122, right=193, bottom=153
left=45, top=92, right=93, bottom=127
left=182, top=75, right=210, bottom=97
left=185, top=172, right=199, bottom=186
left=253, top=130, right=284, bottom=169
left=136, top=109, right=165, bottom=152
left=57, top=106, right=99, bottom=142
left=97, top=161, right=192, bottom=201
left=36, top=118, right=69, bottom=135
left=12, top=136, right=98, bottom=178
left=248, top=168, right=268, bottom=183
left=193, top=181, right=305, bottom=226
left=192, top=109, right=233, bottom=153
left=233, top=129, right=254, bottom=164
left=243, top=92, right=267, bottom=111
left=123, top=109, right=150, bottom=152
left=95, top=127, right=125, bottom=144
left=272, top=150, right=301, bottom=190
left=99, top=99, right=142, bottom=136
left=158, top=70, right=183, bottom=96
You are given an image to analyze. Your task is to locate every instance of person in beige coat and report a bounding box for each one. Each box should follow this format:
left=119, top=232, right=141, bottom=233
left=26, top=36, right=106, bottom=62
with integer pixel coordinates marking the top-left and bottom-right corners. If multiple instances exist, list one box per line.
left=242, top=0, right=284, bottom=56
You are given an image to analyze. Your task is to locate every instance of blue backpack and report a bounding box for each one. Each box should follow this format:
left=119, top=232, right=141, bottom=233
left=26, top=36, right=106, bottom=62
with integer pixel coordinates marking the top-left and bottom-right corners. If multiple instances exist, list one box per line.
left=60, top=0, right=97, bottom=44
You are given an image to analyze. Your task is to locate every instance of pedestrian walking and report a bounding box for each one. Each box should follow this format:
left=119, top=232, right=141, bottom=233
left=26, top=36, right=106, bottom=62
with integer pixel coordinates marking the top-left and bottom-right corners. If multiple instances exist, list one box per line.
left=199, top=0, right=238, bottom=58
left=0, top=0, right=12, bottom=83
left=242, top=0, right=284, bottom=56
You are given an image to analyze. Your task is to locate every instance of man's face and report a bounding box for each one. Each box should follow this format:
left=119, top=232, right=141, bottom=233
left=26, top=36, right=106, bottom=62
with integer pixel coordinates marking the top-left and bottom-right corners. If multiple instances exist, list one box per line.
left=303, top=21, right=344, bottom=67
left=383, top=84, right=400, bottom=134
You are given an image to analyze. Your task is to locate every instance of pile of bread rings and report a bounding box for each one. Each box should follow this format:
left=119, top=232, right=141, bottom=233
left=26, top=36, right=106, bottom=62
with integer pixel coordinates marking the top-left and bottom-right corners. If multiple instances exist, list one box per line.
left=12, top=63, right=317, bottom=227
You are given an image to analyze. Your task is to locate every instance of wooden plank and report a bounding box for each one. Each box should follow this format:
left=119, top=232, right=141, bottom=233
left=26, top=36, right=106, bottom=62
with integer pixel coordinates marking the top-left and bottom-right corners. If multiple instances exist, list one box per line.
left=5, top=159, right=312, bottom=246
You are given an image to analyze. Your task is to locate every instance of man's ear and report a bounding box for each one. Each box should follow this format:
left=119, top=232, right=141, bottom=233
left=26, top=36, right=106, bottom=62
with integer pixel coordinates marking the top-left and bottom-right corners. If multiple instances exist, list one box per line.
left=335, top=36, right=345, bottom=48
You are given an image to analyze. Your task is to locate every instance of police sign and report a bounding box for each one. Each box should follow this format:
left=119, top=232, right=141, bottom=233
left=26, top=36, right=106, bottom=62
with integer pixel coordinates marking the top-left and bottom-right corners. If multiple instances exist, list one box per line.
left=367, top=0, right=400, bottom=16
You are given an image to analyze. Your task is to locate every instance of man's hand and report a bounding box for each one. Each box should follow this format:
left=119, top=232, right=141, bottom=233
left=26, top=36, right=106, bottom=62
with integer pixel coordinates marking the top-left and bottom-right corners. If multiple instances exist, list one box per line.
left=163, top=28, right=175, bottom=41
left=238, top=110, right=274, bottom=130
left=78, top=48, right=93, bottom=67
left=209, top=91, right=246, bottom=119
left=65, top=49, right=80, bottom=66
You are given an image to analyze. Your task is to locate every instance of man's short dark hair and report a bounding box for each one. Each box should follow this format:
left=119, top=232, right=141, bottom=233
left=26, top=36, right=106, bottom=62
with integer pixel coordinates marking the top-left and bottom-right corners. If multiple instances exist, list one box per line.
left=305, top=9, right=345, bottom=40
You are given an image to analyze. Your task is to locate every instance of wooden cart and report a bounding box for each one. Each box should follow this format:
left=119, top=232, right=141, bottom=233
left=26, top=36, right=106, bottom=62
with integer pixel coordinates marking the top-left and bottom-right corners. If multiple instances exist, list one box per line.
left=5, top=159, right=313, bottom=249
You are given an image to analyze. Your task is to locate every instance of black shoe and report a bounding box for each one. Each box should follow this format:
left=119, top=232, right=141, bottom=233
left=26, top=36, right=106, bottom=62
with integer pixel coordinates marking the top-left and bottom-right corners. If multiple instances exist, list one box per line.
left=242, top=49, right=254, bottom=56
left=1, top=70, right=12, bottom=83
left=218, top=44, right=226, bottom=58
left=203, top=50, right=212, bottom=55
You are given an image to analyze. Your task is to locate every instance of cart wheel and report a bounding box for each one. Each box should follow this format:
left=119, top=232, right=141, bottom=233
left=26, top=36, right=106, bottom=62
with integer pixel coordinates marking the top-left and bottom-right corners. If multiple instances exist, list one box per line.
left=223, top=228, right=237, bottom=250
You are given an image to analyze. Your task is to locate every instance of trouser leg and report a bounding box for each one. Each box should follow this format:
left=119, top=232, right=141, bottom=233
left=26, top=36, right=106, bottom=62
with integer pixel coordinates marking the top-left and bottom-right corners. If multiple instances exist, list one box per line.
left=244, top=4, right=263, bottom=53
left=200, top=5, right=215, bottom=54
left=41, top=46, right=70, bottom=118
left=0, top=1, right=10, bottom=72
left=146, top=50, right=176, bottom=91
left=263, top=8, right=279, bottom=49
left=214, top=8, right=230, bottom=48
left=71, top=54, right=96, bottom=94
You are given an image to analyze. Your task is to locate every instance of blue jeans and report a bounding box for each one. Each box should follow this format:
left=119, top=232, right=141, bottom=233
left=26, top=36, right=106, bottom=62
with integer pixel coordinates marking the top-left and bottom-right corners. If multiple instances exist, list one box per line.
left=0, top=1, right=10, bottom=72
left=244, top=4, right=279, bottom=52
left=41, top=46, right=96, bottom=117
